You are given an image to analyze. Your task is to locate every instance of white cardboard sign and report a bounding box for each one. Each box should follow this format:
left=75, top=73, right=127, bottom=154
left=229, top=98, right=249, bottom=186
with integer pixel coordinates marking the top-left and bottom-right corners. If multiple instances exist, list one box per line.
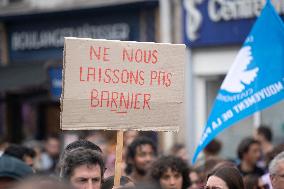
left=61, top=37, right=185, bottom=131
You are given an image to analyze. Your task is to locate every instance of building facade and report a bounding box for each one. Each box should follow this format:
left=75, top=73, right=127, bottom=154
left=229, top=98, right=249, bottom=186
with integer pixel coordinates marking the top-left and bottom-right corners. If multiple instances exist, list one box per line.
left=0, top=0, right=158, bottom=142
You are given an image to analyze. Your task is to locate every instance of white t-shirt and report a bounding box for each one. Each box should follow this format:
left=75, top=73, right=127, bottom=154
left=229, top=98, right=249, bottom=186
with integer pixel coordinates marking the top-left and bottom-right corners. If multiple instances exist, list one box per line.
left=261, top=173, right=273, bottom=189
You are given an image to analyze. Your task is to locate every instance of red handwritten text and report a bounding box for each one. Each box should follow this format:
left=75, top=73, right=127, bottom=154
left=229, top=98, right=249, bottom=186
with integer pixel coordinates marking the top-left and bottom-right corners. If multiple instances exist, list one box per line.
left=80, top=66, right=145, bottom=86
left=90, top=89, right=151, bottom=113
left=122, top=48, right=158, bottom=64
left=150, top=70, right=172, bottom=87
left=90, top=46, right=110, bottom=62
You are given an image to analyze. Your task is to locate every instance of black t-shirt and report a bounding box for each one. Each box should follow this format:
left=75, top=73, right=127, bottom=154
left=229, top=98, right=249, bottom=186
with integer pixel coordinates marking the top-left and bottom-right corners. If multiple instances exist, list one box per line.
left=237, top=164, right=265, bottom=177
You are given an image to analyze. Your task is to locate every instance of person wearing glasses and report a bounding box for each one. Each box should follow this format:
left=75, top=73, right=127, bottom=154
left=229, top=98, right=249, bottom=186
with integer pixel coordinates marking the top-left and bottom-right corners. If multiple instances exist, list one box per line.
left=205, top=163, right=244, bottom=189
left=269, top=151, right=284, bottom=189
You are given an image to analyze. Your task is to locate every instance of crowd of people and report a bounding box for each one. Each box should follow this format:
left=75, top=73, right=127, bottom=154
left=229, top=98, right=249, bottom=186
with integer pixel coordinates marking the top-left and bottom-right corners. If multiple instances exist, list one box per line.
left=0, top=125, right=283, bottom=189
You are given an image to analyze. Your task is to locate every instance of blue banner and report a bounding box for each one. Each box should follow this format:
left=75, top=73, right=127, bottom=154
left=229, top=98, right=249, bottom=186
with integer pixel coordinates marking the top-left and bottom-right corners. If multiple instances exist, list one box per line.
left=48, top=67, right=62, bottom=100
left=192, top=0, right=284, bottom=163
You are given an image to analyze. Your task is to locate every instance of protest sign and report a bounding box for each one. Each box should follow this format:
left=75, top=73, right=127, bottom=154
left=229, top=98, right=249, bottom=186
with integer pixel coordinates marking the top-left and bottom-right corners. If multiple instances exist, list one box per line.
left=61, top=37, right=185, bottom=186
left=61, top=37, right=185, bottom=132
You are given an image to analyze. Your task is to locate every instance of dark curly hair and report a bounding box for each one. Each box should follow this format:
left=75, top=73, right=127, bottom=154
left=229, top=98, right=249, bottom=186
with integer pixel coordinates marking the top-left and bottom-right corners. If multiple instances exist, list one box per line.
left=61, top=148, right=105, bottom=181
left=125, top=137, right=157, bottom=175
left=59, top=139, right=102, bottom=177
left=150, top=155, right=190, bottom=189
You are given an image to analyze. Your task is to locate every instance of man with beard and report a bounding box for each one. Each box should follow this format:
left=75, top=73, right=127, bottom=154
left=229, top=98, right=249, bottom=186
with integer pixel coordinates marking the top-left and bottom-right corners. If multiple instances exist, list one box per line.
left=58, top=139, right=102, bottom=177
left=125, top=136, right=157, bottom=184
left=60, top=148, right=104, bottom=189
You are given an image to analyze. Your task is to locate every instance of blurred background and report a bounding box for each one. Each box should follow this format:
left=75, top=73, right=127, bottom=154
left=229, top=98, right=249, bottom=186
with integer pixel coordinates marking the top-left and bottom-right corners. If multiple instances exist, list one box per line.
left=0, top=0, right=283, bottom=163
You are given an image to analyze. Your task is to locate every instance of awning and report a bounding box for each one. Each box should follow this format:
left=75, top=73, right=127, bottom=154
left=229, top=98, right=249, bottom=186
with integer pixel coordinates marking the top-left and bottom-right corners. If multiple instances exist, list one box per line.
left=0, top=62, right=48, bottom=92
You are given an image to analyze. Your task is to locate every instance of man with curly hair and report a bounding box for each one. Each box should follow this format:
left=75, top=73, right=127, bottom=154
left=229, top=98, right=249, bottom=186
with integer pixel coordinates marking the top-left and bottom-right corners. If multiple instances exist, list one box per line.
left=125, top=137, right=157, bottom=183
left=60, top=148, right=105, bottom=189
left=150, top=155, right=190, bottom=189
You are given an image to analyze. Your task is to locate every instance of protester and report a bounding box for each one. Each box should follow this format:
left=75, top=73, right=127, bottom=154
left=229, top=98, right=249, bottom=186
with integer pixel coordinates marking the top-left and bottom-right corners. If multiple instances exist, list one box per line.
left=60, top=148, right=105, bottom=189
left=125, top=136, right=157, bottom=183
left=204, top=139, right=222, bottom=160
left=259, top=144, right=284, bottom=189
left=150, top=155, right=190, bottom=189
left=237, top=137, right=265, bottom=176
left=194, top=139, right=223, bottom=172
left=205, top=164, right=244, bottom=189
left=23, top=140, right=45, bottom=172
left=4, top=144, right=36, bottom=168
left=41, top=134, right=61, bottom=173
left=122, top=131, right=139, bottom=176
left=58, top=139, right=102, bottom=177
left=254, top=125, right=274, bottom=170
left=269, top=151, right=284, bottom=189
left=188, top=168, right=203, bottom=189
left=0, top=154, right=34, bottom=189
left=254, top=125, right=274, bottom=157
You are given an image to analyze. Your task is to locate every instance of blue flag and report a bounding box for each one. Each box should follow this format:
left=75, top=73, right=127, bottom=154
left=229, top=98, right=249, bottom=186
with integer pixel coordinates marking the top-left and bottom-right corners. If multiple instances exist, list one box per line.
left=192, top=1, right=284, bottom=163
